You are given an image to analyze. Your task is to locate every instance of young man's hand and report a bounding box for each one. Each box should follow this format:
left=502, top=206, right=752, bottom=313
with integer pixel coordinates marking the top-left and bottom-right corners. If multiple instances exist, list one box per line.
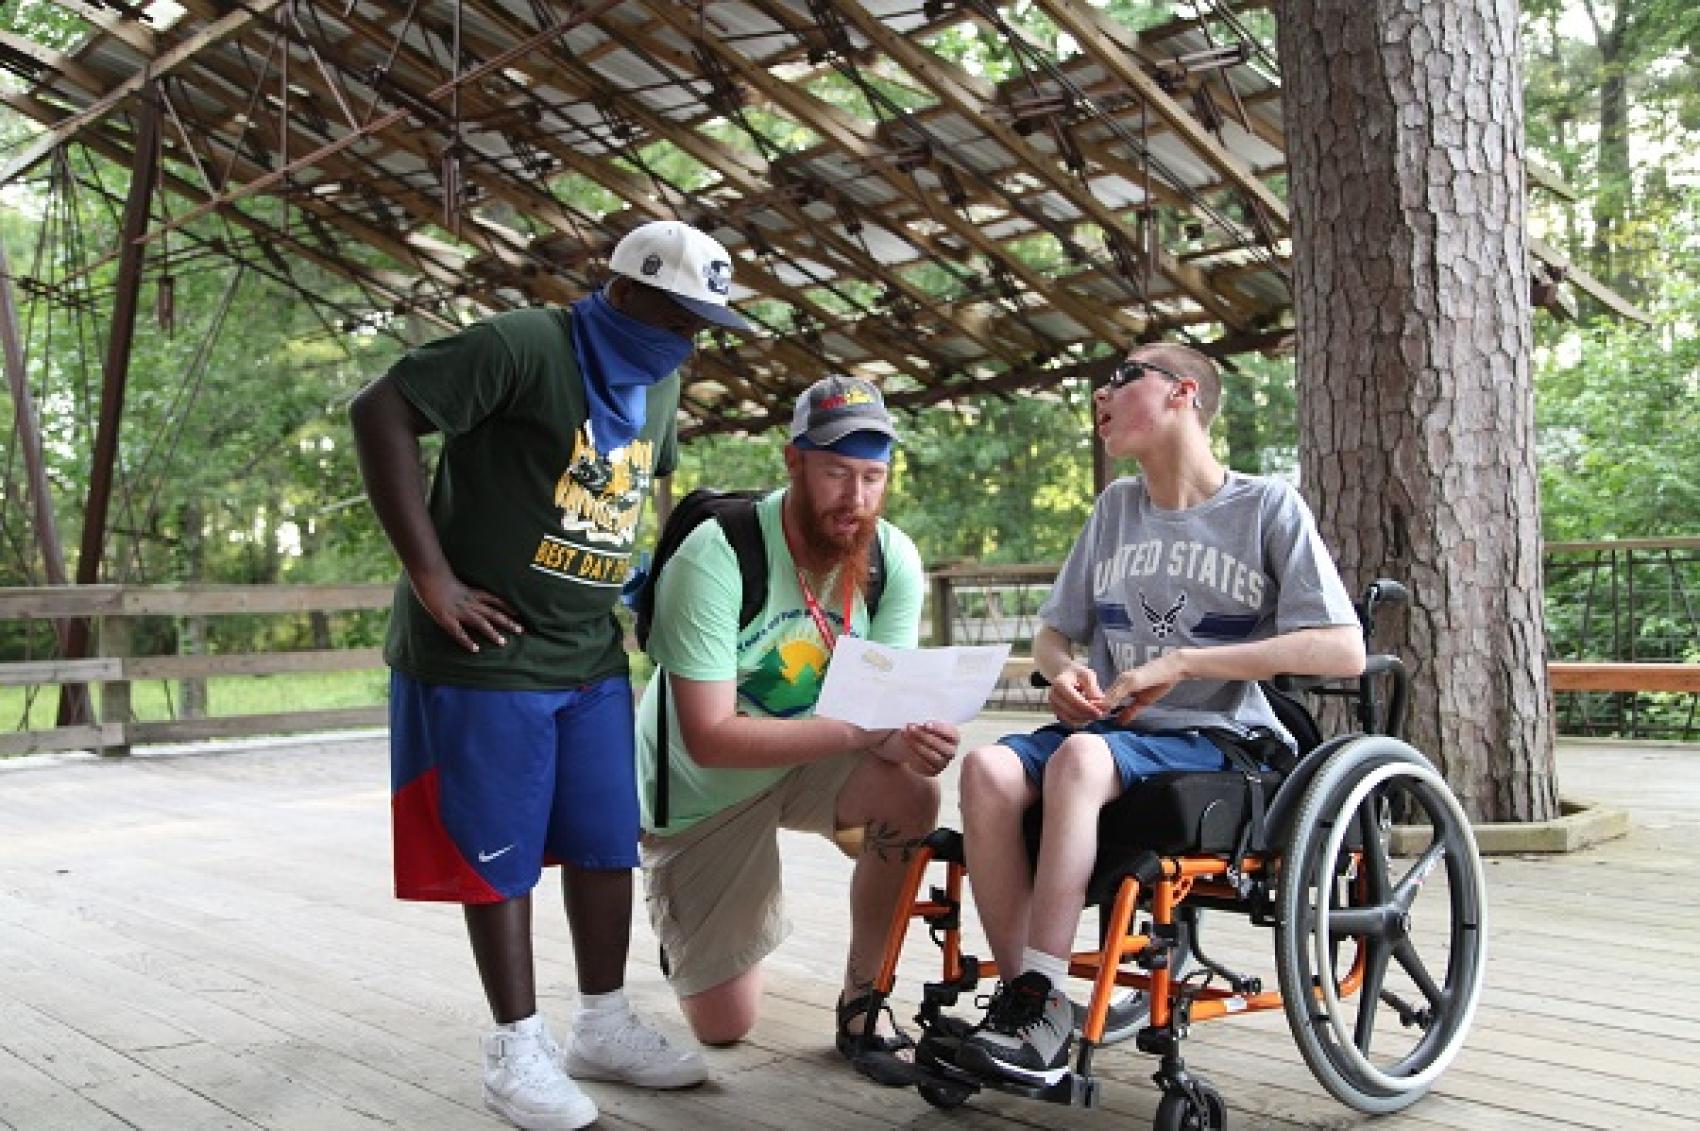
left=410, top=568, right=524, bottom=653
left=873, top=721, right=960, bottom=777
left=1101, top=653, right=1183, bottom=725
left=1048, top=662, right=1107, bottom=727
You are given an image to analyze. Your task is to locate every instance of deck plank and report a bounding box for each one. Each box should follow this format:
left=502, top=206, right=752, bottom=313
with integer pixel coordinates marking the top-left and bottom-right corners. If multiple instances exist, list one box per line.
left=2, top=722, right=1696, bottom=1128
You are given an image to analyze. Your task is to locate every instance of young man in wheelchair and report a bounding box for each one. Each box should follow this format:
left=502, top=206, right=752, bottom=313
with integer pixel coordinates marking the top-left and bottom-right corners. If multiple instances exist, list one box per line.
left=953, top=342, right=1367, bottom=1086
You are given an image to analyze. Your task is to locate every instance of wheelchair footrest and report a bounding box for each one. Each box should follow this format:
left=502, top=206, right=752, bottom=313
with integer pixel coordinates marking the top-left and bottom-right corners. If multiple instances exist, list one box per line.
left=904, top=1018, right=1101, bottom=1109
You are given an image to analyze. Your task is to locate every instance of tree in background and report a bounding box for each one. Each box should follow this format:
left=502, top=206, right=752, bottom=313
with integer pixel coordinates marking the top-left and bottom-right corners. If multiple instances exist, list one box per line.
left=1524, top=0, right=1700, bottom=293
left=1279, top=0, right=1558, bottom=822
left=1522, top=1, right=1700, bottom=543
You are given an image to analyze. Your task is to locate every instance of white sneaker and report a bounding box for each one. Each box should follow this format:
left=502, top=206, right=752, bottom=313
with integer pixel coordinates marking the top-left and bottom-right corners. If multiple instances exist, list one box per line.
left=560, top=1008, right=708, bottom=1089
left=482, top=1016, right=598, bottom=1131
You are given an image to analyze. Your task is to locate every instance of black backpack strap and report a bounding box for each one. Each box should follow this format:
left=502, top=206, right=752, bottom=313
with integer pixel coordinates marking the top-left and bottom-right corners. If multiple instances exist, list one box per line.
left=866, top=525, right=886, bottom=621
left=714, top=498, right=768, bottom=632
left=654, top=498, right=767, bottom=831
left=654, top=667, right=671, bottom=828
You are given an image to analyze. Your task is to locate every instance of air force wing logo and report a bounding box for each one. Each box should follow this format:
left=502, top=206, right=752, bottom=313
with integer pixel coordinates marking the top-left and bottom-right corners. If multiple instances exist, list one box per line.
left=1140, top=591, right=1188, bottom=640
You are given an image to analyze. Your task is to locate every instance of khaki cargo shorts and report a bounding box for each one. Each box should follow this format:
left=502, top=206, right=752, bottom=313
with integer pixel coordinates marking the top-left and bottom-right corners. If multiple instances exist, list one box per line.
left=640, top=754, right=860, bottom=998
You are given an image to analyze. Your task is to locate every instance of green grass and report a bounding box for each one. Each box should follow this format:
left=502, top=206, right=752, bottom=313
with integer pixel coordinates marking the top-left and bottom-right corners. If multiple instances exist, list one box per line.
left=1, top=669, right=392, bottom=733
left=3, top=662, right=660, bottom=740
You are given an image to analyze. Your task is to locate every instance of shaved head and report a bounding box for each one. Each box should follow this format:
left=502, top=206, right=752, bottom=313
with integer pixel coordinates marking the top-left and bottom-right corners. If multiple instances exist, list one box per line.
left=1133, top=342, right=1222, bottom=426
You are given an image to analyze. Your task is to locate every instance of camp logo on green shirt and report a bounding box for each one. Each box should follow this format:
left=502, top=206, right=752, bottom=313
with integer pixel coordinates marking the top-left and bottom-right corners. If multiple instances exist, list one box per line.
left=740, top=629, right=832, bottom=717
left=532, top=430, right=659, bottom=588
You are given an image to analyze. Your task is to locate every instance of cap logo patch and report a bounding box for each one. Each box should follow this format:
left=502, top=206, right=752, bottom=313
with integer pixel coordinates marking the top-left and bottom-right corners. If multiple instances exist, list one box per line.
left=641, top=253, right=663, bottom=276
left=703, top=259, right=732, bottom=296
left=815, top=387, right=875, bottom=413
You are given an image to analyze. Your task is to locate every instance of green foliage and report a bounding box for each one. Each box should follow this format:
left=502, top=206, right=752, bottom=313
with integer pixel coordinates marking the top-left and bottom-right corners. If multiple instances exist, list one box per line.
left=1217, top=353, right=1297, bottom=477
left=668, top=389, right=1097, bottom=568
left=1, top=669, right=388, bottom=733
left=1536, top=276, right=1700, bottom=542
left=889, top=389, right=1096, bottom=565
left=0, top=0, right=86, bottom=51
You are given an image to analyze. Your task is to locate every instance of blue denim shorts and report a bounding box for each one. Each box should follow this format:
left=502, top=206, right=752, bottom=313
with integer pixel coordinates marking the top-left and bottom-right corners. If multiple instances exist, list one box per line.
left=998, top=721, right=1229, bottom=791
left=389, top=671, right=638, bottom=902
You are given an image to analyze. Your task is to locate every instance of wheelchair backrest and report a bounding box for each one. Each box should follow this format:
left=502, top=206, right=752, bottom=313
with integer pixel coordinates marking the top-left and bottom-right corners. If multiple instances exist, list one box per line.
left=1262, top=681, right=1324, bottom=757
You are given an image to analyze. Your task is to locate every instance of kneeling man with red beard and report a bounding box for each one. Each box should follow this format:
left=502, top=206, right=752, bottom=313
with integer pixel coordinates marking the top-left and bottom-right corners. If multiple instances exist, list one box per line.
left=635, top=375, right=957, bottom=1070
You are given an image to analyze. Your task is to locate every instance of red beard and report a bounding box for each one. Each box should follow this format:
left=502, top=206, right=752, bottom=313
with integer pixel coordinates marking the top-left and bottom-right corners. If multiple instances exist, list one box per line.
left=792, top=477, right=881, bottom=605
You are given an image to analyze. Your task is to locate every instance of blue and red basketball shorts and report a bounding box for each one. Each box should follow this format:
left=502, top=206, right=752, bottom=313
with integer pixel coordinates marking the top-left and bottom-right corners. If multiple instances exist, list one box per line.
left=388, top=671, right=638, bottom=903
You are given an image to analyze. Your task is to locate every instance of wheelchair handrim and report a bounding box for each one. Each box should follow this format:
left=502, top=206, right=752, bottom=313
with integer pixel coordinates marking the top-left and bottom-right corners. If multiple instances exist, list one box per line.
left=1311, top=756, right=1488, bottom=1095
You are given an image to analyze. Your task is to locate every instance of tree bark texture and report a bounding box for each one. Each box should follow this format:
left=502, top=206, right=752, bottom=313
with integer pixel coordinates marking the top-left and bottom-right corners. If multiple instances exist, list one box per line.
left=1277, top=0, right=1559, bottom=822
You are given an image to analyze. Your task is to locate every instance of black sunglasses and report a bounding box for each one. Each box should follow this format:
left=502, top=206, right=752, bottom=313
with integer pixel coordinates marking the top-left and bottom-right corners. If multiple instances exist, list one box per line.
left=1108, top=357, right=1186, bottom=389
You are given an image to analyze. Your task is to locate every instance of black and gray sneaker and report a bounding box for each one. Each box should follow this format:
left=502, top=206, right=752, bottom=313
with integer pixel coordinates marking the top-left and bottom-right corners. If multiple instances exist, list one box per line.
left=957, top=972, right=1074, bottom=1086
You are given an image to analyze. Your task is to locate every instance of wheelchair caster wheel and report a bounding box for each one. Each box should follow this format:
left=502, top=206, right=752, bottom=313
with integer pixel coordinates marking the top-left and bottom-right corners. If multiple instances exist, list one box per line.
left=1154, top=1082, right=1226, bottom=1130
left=919, top=1082, right=971, bottom=1110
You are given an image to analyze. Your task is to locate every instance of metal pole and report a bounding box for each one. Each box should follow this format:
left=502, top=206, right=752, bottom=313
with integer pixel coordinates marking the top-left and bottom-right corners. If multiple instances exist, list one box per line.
left=58, top=83, right=162, bottom=725
left=0, top=240, right=71, bottom=591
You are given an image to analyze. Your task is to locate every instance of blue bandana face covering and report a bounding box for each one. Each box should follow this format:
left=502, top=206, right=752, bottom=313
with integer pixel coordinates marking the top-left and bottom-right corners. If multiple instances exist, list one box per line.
left=569, top=287, right=693, bottom=453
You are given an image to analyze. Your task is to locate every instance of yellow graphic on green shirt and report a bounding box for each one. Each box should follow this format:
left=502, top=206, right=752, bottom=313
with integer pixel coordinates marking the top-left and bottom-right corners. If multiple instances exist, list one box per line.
left=740, top=631, right=832, bottom=718
left=553, top=430, right=654, bottom=548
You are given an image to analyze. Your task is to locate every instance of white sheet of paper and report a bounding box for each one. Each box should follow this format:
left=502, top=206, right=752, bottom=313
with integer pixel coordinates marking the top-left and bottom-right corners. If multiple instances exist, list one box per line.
left=813, top=638, right=1012, bottom=729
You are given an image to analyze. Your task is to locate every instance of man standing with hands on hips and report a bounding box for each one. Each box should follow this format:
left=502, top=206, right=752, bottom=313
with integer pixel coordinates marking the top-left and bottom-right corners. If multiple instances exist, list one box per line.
left=351, top=221, right=748, bottom=1131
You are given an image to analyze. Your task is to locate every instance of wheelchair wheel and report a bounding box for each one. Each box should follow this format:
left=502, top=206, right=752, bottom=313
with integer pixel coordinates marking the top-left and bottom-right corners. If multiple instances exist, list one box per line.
left=1154, top=1082, right=1227, bottom=1130
left=1275, top=736, right=1486, bottom=1113
left=918, top=1081, right=971, bottom=1110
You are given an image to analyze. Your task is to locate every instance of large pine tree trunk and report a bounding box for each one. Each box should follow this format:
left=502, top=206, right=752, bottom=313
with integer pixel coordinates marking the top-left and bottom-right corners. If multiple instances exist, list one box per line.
left=1277, top=0, right=1558, bottom=822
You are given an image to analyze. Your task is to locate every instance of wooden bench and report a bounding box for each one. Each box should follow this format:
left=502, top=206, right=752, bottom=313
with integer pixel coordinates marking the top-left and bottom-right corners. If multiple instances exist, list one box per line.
left=1547, top=661, right=1700, bottom=694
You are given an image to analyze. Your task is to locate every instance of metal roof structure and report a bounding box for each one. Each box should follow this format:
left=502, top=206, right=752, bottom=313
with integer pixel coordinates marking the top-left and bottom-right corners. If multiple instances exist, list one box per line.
left=1, top=1, right=1312, bottom=438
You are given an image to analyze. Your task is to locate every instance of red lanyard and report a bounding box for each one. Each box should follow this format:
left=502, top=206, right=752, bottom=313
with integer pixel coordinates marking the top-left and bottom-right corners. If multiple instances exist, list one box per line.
left=795, top=566, right=855, bottom=653
left=782, top=502, right=856, bottom=652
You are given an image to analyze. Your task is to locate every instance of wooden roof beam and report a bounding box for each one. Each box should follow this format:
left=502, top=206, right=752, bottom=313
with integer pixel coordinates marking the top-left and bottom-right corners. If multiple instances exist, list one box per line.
left=0, top=0, right=287, bottom=189
left=0, top=71, right=467, bottom=308
left=123, top=0, right=625, bottom=256
left=446, top=2, right=996, bottom=383
left=598, top=18, right=1037, bottom=368
left=820, top=0, right=1251, bottom=331
left=633, top=0, right=1130, bottom=346
left=51, top=129, right=459, bottom=334
left=50, top=0, right=159, bottom=57
left=0, top=28, right=107, bottom=93
left=1032, top=0, right=1289, bottom=233
left=132, top=53, right=491, bottom=294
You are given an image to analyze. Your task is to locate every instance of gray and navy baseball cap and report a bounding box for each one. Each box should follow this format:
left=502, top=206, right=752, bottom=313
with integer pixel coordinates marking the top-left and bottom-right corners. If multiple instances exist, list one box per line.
left=788, top=375, right=897, bottom=461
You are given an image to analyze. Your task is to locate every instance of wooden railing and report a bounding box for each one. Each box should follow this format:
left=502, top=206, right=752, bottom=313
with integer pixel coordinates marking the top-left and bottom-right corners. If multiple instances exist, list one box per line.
left=0, top=584, right=391, bottom=757
left=3, top=537, right=1696, bottom=756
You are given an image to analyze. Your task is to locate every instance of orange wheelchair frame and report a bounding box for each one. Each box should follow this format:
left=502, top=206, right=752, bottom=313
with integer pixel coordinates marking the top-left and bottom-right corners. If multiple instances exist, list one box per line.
left=847, top=581, right=1487, bottom=1130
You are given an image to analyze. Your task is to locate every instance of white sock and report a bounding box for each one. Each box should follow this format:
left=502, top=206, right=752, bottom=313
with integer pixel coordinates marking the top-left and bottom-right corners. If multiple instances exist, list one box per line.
left=579, top=988, right=631, bottom=1022
left=496, top=1013, right=543, bottom=1034
left=1020, top=947, right=1070, bottom=992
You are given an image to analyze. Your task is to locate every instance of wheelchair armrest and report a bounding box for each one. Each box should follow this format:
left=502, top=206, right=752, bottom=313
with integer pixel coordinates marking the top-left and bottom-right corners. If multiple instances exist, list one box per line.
left=1364, top=653, right=1404, bottom=678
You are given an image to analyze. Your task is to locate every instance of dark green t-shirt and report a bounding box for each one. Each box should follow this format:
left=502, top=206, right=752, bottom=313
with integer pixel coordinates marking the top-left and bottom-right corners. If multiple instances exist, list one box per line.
left=382, top=306, right=679, bottom=689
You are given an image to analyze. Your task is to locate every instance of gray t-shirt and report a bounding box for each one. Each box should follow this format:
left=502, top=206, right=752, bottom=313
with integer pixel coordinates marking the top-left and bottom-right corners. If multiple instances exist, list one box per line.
left=1040, top=472, right=1358, bottom=746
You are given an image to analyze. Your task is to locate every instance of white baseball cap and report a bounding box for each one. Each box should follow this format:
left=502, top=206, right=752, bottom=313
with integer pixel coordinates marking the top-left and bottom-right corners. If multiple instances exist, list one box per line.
left=609, top=220, right=751, bottom=331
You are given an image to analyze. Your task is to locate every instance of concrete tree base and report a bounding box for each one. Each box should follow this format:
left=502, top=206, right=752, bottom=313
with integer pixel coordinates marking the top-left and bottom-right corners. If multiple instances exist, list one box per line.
left=1391, top=796, right=1630, bottom=855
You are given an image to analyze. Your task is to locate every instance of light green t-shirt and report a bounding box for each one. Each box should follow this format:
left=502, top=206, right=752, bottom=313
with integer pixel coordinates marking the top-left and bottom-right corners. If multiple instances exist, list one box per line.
left=635, top=489, right=924, bottom=834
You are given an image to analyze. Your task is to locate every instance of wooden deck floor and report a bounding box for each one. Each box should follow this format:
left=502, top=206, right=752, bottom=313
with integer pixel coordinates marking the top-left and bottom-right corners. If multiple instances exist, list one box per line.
left=2, top=717, right=1696, bottom=1130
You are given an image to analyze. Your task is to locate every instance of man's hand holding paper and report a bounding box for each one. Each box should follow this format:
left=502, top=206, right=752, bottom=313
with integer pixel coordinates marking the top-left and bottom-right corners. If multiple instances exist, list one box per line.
left=815, top=637, right=1012, bottom=730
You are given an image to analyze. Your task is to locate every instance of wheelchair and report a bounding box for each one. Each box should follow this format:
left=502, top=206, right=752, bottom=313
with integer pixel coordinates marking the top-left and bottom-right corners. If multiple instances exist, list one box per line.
left=847, top=580, right=1487, bottom=1129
